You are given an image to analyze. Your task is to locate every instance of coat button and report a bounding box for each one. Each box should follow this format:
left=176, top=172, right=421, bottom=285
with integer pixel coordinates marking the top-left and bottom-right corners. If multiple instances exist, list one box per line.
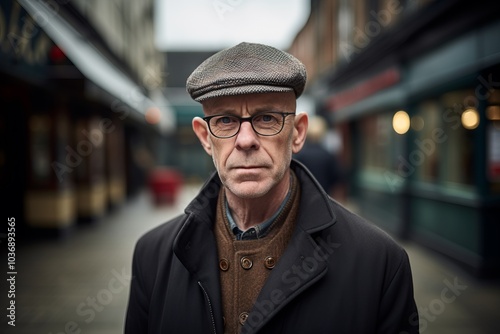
left=219, top=258, right=230, bottom=271
left=239, top=312, right=249, bottom=325
left=240, top=257, right=253, bottom=270
left=264, top=256, right=276, bottom=269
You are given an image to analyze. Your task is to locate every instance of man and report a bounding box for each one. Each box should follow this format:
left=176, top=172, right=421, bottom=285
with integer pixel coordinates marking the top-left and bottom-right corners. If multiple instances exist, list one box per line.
left=294, top=115, right=344, bottom=197
left=125, top=42, right=419, bottom=334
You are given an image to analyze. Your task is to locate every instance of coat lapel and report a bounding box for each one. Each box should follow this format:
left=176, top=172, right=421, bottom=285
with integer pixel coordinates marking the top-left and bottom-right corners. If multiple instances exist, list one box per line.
left=173, top=174, right=225, bottom=334
left=242, top=231, right=328, bottom=333
left=173, top=214, right=225, bottom=334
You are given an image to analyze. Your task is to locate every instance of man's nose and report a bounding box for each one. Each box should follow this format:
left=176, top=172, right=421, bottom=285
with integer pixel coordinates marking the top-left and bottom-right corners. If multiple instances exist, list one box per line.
left=234, top=121, right=259, bottom=150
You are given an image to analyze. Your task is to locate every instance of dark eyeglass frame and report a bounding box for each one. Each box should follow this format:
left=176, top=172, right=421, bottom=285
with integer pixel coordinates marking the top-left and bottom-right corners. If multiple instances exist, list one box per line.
left=202, top=111, right=296, bottom=139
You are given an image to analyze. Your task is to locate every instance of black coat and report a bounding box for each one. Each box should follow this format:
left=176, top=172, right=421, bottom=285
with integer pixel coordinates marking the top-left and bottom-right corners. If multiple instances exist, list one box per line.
left=125, top=161, right=419, bottom=334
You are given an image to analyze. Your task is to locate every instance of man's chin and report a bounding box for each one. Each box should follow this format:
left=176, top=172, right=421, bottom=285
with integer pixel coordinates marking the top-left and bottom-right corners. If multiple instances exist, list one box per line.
left=226, top=181, right=271, bottom=199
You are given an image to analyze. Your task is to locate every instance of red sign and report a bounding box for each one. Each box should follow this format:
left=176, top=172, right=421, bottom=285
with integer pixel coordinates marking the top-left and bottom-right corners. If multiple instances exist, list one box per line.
left=327, top=67, right=400, bottom=111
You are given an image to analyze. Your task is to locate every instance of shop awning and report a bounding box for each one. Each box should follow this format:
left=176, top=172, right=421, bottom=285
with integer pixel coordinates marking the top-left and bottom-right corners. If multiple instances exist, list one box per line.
left=18, top=0, right=175, bottom=134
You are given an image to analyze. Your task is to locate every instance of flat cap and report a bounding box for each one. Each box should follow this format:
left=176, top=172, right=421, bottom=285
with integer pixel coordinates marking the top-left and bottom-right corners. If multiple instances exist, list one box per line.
left=186, top=42, right=307, bottom=102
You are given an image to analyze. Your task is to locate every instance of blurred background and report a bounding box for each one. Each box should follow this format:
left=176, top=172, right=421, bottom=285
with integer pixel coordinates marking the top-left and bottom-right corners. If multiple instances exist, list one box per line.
left=1, top=0, right=500, bottom=333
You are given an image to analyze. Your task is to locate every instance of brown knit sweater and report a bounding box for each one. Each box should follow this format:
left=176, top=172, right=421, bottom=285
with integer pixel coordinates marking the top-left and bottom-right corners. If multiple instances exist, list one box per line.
left=215, top=171, right=301, bottom=334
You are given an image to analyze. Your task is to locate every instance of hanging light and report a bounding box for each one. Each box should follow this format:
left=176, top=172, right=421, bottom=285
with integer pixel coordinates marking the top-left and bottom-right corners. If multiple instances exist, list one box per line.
left=392, top=110, right=410, bottom=134
left=461, top=108, right=479, bottom=130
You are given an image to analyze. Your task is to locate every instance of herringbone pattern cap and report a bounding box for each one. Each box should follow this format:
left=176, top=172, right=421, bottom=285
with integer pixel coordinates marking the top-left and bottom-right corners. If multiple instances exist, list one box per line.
left=186, top=42, right=307, bottom=102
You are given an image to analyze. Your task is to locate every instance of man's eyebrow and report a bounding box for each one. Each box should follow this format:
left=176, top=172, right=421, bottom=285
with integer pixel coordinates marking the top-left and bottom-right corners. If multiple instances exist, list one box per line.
left=254, top=105, right=284, bottom=112
left=210, top=109, right=238, bottom=115
left=206, top=106, right=283, bottom=115
left=203, top=105, right=237, bottom=114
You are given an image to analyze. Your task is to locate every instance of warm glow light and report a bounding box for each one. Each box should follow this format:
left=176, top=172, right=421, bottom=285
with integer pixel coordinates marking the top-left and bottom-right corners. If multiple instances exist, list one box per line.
left=145, top=107, right=161, bottom=125
left=393, top=110, right=410, bottom=134
left=461, top=108, right=479, bottom=130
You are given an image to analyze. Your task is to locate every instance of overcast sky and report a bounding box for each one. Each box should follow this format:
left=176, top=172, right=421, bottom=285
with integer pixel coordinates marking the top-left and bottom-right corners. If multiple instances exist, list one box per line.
left=155, top=0, right=311, bottom=51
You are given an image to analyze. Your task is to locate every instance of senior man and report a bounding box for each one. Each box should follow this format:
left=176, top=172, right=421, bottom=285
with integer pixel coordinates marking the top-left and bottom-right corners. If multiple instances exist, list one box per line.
left=125, top=42, right=419, bottom=334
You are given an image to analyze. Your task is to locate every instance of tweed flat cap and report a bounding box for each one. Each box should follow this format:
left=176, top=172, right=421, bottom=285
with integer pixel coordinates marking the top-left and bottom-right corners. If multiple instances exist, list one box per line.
left=186, top=42, right=307, bottom=102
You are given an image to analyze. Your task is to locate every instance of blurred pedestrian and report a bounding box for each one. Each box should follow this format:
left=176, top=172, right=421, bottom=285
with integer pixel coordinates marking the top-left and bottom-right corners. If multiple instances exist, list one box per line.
left=294, top=115, right=344, bottom=197
left=125, top=42, right=418, bottom=334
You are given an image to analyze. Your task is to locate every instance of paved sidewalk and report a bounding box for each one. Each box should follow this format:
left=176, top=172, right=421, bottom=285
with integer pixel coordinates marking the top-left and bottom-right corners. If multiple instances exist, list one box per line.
left=1, top=185, right=201, bottom=334
left=1, top=184, right=499, bottom=333
left=403, top=241, right=500, bottom=334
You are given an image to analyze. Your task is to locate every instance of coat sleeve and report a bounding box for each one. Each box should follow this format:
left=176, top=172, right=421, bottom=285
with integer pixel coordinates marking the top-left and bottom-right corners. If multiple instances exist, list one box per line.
left=377, top=249, right=420, bottom=334
left=124, top=241, right=150, bottom=334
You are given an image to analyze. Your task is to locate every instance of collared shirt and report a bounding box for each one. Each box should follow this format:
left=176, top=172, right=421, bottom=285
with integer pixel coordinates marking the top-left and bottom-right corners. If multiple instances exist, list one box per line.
left=225, top=176, right=293, bottom=240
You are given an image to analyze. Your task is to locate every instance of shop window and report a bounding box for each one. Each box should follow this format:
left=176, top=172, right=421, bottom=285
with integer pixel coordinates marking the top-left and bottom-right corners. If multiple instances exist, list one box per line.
left=29, top=115, right=51, bottom=184
left=360, top=112, right=402, bottom=173
left=440, top=90, right=475, bottom=186
left=413, top=89, right=476, bottom=187
left=414, top=100, right=440, bottom=183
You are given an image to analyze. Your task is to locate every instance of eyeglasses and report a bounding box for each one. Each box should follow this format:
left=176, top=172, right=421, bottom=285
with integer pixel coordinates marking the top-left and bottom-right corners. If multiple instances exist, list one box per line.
left=202, top=112, right=295, bottom=139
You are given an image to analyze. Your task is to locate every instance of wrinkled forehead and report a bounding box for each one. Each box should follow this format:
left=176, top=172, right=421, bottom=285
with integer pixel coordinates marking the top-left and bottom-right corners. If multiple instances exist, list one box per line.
left=201, top=92, right=296, bottom=115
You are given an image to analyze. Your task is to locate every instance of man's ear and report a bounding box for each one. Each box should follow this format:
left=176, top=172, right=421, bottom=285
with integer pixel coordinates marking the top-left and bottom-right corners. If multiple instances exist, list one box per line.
left=192, top=117, right=213, bottom=156
left=292, top=112, right=308, bottom=154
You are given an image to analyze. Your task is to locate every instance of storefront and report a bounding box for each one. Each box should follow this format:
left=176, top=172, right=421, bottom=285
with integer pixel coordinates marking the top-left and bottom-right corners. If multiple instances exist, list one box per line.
left=322, top=13, right=500, bottom=277
left=1, top=1, right=171, bottom=234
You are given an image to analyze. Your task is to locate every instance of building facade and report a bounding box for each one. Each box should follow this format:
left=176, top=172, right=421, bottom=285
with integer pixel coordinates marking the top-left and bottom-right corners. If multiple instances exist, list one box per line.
left=289, top=0, right=500, bottom=277
left=1, top=0, right=172, bottom=234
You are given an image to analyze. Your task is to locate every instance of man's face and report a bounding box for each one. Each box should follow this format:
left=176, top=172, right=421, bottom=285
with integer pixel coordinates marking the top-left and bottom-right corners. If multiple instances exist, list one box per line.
left=193, top=92, right=307, bottom=199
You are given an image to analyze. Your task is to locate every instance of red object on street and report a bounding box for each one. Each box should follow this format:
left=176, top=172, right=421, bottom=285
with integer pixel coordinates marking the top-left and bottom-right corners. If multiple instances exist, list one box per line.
left=148, top=167, right=183, bottom=205
left=50, top=45, right=66, bottom=63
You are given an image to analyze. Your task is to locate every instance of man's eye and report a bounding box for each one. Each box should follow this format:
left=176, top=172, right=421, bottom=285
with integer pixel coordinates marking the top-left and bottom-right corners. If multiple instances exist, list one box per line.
left=216, top=116, right=235, bottom=125
left=256, top=114, right=278, bottom=123
left=262, top=115, right=273, bottom=122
